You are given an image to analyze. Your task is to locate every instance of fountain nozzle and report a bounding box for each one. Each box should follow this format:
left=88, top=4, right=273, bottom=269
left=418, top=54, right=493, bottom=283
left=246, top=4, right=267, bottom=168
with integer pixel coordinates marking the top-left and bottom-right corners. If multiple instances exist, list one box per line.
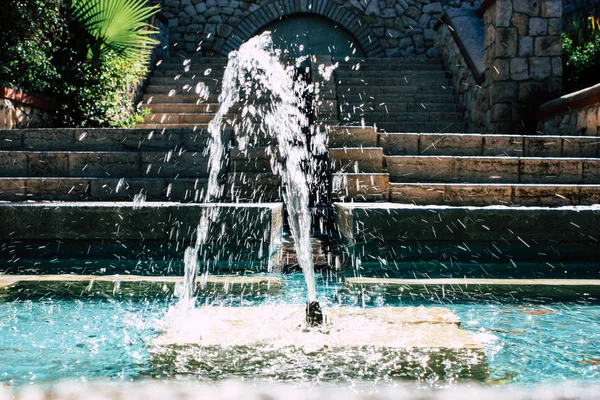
left=306, top=301, right=324, bottom=327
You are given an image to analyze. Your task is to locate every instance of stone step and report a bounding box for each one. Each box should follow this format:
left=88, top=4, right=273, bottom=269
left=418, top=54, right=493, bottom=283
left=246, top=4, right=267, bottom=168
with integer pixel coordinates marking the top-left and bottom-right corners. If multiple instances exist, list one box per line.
left=145, top=84, right=219, bottom=95
left=225, top=172, right=282, bottom=202
left=152, top=69, right=225, bottom=78
left=0, top=274, right=283, bottom=298
left=0, top=150, right=210, bottom=178
left=373, top=121, right=469, bottom=133
left=0, top=202, right=282, bottom=272
left=345, top=277, right=600, bottom=299
left=340, top=102, right=458, bottom=113
left=143, top=93, right=222, bottom=103
left=380, top=133, right=600, bottom=157
left=339, top=111, right=463, bottom=123
left=156, top=58, right=228, bottom=67
left=385, top=155, right=600, bottom=184
left=142, top=102, right=230, bottom=114
left=149, top=77, right=223, bottom=86
left=327, top=126, right=378, bottom=147
left=334, top=202, right=600, bottom=266
left=229, top=146, right=384, bottom=174
left=389, top=183, right=600, bottom=207
left=334, top=69, right=447, bottom=77
left=337, top=93, right=456, bottom=103
left=0, top=128, right=223, bottom=152
left=329, top=147, right=384, bottom=173
left=332, top=173, right=390, bottom=202
left=144, top=112, right=222, bottom=124
left=336, top=77, right=450, bottom=87
left=337, top=85, right=454, bottom=94
left=0, top=177, right=211, bottom=202
left=336, top=61, right=444, bottom=71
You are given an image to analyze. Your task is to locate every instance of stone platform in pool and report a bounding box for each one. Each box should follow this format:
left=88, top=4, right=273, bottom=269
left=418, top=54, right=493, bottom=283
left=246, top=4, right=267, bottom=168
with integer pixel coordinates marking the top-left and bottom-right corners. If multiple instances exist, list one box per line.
left=334, top=202, right=600, bottom=270
left=152, top=305, right=488, bottom=380
left=0, top=202, right=283, bottom=275
left=0, top=274, right=282, bottom=298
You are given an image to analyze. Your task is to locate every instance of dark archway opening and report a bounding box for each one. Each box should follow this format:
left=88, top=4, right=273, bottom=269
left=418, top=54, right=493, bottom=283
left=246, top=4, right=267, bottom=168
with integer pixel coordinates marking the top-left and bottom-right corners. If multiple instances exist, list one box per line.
left=257, top=13, right=366, bottom=59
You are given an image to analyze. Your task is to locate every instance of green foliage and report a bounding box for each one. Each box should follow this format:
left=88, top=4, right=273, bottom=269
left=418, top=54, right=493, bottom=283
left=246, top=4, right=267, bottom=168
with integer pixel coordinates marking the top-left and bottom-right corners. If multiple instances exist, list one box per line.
left=563, top=8, right=600, bottom=92
left=58, top=53, right=149, bottom=127
left=0, top=0, right=65, bottom=94
left=0, top=0, right=160, bottom=127
left=71, top=0, right=160, bottom=66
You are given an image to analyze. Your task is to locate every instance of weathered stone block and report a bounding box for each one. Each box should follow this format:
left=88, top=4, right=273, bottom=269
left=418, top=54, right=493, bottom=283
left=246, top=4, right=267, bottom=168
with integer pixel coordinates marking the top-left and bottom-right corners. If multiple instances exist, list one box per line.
left=529, top=18, right=548, bottom=35
left=456, top=156, right=519, bottom=183
left=530, top=57, right=552, bottom=80
left=534, top=36, right=561, bottom=56
left=520, top=159, right=582, bottom=184
left=541, top=0, right=562, bottom=18
left=548, top=18, right=562, bottom=35
left=28, top=153, right=68, bottom=177
left=379, top=133, right=419, bottom=155
left=483, top=135, right=523, bottom=156
left=445, top=184, right=512, bottom=206
left=490, top=81, right=518, bottom=103
left=514, top=185, right=579, bottom=206
left=510, top=57, right=529, bottom=81
left=389, top=183, right=445, bottom=205
left=491, top=58, right=510, bottom=81
left=583, top=160, right=600, bottom=183
left=494, top=0, right=513, bottom=27
left=385, top=156, right=455, bottom=183
left=518, top=36, right=534, bottom=56
left=513, top=1, right=540, bottom=16
left=524, top=137, right=562, bottom=157
left=511, top=13, right=529, bottom=36
left=495, top=27, right=518, bottom=57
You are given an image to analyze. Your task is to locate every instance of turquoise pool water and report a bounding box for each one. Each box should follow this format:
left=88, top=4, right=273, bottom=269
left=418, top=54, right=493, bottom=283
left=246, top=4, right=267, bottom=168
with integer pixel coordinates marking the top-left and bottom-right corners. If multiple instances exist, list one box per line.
left=0, top=273, right=599, bottom=387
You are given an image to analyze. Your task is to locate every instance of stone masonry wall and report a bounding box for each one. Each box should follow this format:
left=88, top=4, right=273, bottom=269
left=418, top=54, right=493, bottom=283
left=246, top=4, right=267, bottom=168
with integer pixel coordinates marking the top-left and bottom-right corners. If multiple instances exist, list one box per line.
left=538, top=83, right=600, bottom=136
left=436, top=0, right=564, bottom=134
left=152, top=0, right=481, bottom=57
left=436, top=23, right=485, bottom=133
left=482, top=0, right=563, bottom=134
left=0, top=84, right=54, bottom=129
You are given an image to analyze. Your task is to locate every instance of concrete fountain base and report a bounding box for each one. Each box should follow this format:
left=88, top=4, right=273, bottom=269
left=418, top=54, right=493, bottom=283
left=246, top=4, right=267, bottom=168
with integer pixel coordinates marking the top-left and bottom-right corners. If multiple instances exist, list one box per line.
left=151, top=305, right=488, bottom=380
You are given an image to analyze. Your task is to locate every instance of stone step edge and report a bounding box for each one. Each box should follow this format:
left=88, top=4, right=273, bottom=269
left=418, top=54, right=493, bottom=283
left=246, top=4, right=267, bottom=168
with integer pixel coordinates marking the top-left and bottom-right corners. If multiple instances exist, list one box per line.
left=346, top=277, right=600, bottom=287
left=334, top=202, right=600, bottom=211
left=384, top=155, right=600, bottom=161
left=0, top=274, right=281, bottom=287
left=344, top=277, right=600, bottom=297
left=390, top=182, right=600, bottom=188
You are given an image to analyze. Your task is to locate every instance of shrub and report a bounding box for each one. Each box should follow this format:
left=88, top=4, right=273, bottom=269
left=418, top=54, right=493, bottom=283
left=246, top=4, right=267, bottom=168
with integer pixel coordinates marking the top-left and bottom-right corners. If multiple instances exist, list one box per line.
left=0, top=0, right=159, bottom=127
left=563, top=7, right=600, bottom=92
left=57, top=53, right=149, bottom=127
left=0, top=0, right=65, bottom=94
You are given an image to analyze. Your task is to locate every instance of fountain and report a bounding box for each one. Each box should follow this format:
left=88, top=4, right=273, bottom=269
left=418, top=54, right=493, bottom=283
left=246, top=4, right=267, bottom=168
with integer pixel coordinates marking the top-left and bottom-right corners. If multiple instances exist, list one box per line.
left=178, top=32, right=325, bottom=322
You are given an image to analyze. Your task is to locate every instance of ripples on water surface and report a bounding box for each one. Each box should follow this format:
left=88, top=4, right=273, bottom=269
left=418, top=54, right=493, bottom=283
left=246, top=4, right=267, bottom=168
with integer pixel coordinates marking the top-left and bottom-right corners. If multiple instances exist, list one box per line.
left=0, top=273, right=599, bottom=388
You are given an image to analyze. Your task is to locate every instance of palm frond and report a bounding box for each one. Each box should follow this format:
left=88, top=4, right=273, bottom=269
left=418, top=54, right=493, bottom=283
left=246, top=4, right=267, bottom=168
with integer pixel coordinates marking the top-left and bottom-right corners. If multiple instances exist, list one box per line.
left=72, top=0, right=160, bottom=63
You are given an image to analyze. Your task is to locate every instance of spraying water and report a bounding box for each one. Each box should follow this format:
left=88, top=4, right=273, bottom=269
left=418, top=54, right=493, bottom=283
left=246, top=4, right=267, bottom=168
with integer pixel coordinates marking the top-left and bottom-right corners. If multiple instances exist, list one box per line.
left=177, top=32, right=329, bottom=306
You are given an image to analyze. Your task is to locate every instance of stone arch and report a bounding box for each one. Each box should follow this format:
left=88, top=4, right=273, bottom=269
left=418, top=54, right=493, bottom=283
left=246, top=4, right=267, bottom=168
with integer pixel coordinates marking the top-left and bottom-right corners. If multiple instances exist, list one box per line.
left=220, top=0, right=385, bottom=57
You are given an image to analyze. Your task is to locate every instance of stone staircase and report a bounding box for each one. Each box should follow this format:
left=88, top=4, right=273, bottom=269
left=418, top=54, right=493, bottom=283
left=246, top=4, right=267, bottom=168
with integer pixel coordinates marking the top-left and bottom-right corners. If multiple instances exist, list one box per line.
left=2, top=55, right=599, bottom=276
left=0, top=128, right=216, bottom=202
left=335, top=58, right=466, bottom=133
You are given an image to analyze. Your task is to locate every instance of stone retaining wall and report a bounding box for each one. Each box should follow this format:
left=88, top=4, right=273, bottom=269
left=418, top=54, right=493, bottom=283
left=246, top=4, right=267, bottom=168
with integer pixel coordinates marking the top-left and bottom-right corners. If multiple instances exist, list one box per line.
left=152, top=0, right=482, bottom=57
left=436, top=7, right=485, bottom=133
left=0, top=83, right=54, bottom=130
left=538, top=83, right=600, bottom=135
left=436, top=0, right=564, bottom=134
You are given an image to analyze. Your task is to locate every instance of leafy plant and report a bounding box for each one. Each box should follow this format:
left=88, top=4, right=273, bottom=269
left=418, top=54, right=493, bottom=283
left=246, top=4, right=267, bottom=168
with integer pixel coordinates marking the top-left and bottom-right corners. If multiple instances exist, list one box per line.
left=0, top=0, right=65, bottom=94
left=57, top=52, right=149, bottom=127
left=563, top=7, right=600, bottom=92
left=71, top=0, right=160, bottom=66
